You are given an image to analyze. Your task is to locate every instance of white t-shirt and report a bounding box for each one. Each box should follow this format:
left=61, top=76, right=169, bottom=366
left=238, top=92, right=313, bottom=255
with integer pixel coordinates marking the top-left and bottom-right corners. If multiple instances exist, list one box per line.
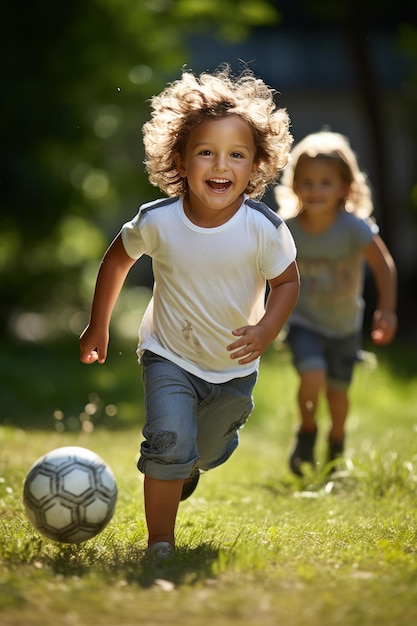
left=121, top=195, right=296, bottom=383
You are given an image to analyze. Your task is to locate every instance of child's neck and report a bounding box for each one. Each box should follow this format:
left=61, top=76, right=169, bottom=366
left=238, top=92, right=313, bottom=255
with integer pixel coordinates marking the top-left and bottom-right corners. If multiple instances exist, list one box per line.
left=183, top=194, right=243, bottom=228
left=298, top=208, right=340, bottom=234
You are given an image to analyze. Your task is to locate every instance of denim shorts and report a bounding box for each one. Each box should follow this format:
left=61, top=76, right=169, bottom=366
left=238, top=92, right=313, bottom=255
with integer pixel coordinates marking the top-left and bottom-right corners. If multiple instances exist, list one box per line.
left=137, top=350, right=258, bottom=480
left=286, top=325, right=360, bottom=390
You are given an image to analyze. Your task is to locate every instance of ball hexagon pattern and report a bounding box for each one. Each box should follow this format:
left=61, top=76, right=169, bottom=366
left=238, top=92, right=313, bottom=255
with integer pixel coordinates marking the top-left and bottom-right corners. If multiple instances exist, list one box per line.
left=23, top=446, right=118, bottom=543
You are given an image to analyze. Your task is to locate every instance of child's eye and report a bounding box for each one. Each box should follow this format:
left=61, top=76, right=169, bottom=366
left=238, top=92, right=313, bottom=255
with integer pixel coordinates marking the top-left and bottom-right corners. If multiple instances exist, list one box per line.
left=231, top=152, right=244, bottom=159
left=199, top=149, right=212, bottom=156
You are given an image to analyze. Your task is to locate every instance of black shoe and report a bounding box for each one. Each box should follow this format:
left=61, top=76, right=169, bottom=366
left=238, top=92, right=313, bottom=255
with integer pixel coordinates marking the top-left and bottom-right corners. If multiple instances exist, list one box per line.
left=289, top=430, right=317, bottom=476
left=328, top=436, right=345, bottom=462
left=180, top=470, right=200, bottom=501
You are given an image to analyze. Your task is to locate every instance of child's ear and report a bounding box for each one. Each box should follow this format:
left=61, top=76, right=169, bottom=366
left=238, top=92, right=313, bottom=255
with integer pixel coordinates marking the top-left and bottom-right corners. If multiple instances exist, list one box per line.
left=249, top=161, right=259, bottom=185
left=342, top=183, right=351, bottom=201
left=175, top=152, right=186, bottom=177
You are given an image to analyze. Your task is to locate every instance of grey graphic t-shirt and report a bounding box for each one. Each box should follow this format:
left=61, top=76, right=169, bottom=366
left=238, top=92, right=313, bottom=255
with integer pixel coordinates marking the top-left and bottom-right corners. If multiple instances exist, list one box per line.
left=286, top=211, right=377, bottom=337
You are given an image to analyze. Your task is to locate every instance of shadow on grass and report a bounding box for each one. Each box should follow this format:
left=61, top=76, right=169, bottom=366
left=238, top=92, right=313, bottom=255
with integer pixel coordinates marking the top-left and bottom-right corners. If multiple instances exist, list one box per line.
left=47, top=541, right=221, bottom=588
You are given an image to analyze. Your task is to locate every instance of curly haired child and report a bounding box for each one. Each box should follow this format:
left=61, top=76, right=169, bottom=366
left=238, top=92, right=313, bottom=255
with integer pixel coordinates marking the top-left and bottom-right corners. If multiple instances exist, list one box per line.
left=275, top=130, right=397, bottom=476
left=80, top=65, right=300, bottom=559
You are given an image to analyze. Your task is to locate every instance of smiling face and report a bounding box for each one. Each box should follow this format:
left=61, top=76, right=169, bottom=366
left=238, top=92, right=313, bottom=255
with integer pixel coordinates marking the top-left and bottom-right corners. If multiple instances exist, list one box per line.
left=293, top=155, right=351, bottom=218
left=175, top=115, right=258, bottom=226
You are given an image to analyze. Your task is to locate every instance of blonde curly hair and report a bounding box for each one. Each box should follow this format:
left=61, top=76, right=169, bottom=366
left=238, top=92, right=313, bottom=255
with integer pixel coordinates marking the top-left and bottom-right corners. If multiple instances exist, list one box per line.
left=275, top=130, right=374, bottom=219
left=143, top=65, right=293, bottom=199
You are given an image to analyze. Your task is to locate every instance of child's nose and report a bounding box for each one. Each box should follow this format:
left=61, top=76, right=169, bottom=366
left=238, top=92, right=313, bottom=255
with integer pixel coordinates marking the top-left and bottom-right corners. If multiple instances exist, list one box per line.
left=213, top=154, right=227, bottom=171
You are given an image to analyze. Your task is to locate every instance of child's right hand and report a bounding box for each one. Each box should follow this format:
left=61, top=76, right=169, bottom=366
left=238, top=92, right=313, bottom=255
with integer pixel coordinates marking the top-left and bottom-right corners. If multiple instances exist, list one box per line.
left=79, top=325, right=109, bottom=364
left=371, top=309, right=397, bottom=346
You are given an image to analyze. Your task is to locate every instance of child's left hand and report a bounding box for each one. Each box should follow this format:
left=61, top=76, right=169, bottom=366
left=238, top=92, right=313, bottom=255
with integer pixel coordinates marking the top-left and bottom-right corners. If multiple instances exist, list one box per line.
left=371, top=309, right=398, bottom=345
left=227, top=325, right=271, bottom=364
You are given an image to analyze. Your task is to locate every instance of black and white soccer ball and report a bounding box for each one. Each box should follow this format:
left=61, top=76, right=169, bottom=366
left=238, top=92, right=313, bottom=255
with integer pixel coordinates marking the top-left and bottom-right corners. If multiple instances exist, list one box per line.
left=23, top=446, right=118, bottom=544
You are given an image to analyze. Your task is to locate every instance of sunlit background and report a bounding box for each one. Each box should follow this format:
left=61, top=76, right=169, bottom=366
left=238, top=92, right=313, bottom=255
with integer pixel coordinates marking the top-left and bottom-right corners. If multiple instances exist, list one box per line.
left=1, top=0, right=416, bottom=426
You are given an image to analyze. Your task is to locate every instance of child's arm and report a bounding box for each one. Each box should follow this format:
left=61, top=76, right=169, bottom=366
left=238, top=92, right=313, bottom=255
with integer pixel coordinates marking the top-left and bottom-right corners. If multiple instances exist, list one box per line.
left=228, top=261, right=300, bottom=365
left=362, top=235, right=398, bottom=345
left=79, top=233, right=136, bottom=364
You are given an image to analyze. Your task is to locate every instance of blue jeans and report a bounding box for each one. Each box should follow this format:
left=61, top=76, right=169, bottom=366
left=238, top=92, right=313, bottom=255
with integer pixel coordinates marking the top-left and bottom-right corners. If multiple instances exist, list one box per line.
left=286, top=325, right=360, bottom=390
left=137, top=351, right=258, bottom=480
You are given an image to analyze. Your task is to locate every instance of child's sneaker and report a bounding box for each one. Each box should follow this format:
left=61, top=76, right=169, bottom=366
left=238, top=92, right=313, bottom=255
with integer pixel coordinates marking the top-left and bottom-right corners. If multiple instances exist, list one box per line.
left=180, top=469, right=200, bottom=501
left=289, top=430, right=317, bottom=476
left=328, top=436, right=345, bottom=462
left=146, top=541, right=174, bottom=561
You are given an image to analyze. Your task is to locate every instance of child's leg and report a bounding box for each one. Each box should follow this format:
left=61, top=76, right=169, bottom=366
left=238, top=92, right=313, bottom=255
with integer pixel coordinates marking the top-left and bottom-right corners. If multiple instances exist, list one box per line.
left=326, top=387, right=348, bottom=442
left=324, top=333, right=358, bottom=461
left=325, top=387, right=349, bottom=462
left=194, top=372, right=257, bottom=471
left=139, top=352, right=200, bottom=549
left=286, top=325, right=326, bottom=432
left=286, top=326, right=327, bottom=475
left=139, top=354, right=256, bottom=548
left=144, top=476, right=183, bottom=547
left=289, top=369, right=324, bottom=475
left=297, top=369, right=326, bottom=432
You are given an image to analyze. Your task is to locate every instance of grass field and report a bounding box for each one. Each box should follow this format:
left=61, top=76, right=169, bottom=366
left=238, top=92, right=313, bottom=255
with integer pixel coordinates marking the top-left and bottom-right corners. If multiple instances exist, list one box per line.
left=1, top=339, right=417, bottom=625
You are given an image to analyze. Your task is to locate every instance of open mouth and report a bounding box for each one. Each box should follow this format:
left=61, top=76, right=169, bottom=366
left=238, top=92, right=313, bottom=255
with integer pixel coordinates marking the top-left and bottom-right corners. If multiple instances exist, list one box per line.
left=307, top=198, right=324, bottom=205
left=206, top=178, right=232, bottom=192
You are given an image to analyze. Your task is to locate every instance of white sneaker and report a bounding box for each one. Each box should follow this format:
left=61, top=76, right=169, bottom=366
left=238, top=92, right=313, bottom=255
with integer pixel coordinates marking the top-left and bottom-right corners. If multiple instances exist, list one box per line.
left=146, top=541, right=174, bottom=561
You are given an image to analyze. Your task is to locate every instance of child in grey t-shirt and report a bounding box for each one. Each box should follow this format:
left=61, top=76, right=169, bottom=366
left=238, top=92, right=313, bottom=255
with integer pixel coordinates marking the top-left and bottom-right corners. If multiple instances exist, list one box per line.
left=275, top=130, right=397, bottom=476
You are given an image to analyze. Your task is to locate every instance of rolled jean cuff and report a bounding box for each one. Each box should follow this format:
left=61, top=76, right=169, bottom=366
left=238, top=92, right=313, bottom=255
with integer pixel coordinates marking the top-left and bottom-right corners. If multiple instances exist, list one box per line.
left=137, top=456, right=198, bottom=480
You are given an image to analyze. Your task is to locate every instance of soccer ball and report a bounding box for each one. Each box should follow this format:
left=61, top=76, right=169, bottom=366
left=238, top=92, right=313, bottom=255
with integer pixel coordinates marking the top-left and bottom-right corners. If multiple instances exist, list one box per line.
left=23, top=446, right=118, bottom=543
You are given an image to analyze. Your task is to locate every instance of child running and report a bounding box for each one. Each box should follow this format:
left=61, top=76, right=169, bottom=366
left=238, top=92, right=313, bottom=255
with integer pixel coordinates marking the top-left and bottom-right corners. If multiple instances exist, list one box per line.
left=80, top=65, right=300, bottom=559
left=275, top=130, right=397, bottom=476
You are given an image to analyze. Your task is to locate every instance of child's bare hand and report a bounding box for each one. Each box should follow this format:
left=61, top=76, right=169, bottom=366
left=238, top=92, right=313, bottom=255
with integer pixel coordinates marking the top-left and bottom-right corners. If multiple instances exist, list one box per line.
left=227, top=325, right=271, bottom=365
left=79, top=325, right=109, bottom=364
left=371, top=310, right=397, bottom=346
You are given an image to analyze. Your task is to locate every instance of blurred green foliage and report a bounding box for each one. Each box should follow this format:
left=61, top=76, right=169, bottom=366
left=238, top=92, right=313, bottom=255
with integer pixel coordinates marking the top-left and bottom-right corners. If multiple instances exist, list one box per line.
left=0, top=0, right=280, bottom=339
left=1, top=0, right=416, bottom=347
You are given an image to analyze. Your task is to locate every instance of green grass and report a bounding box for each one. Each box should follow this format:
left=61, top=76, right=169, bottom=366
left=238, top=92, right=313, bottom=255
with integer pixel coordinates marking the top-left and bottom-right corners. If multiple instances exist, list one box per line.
left=1, top=340, right=417, bottom=625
